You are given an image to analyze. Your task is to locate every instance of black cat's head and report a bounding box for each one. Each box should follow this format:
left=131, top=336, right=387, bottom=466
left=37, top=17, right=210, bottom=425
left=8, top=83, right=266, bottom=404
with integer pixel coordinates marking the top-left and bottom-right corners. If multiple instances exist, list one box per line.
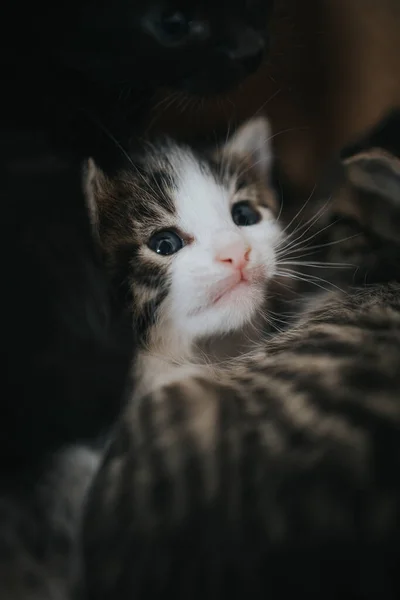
left=48, top=0, right=274, bottom=96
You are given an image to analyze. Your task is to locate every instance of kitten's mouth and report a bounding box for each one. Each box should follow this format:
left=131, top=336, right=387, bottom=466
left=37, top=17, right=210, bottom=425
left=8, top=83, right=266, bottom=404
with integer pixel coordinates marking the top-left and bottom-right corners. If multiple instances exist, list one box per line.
left=188, top=269, right=265, bottom=317
left=212, top=273, right=249, bottom=306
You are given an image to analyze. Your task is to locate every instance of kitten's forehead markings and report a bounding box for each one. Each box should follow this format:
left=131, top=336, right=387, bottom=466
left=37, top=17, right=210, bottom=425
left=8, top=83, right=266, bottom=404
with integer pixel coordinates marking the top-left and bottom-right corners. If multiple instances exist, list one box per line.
left=144, top=167, right=177, bottom=217
left=169, top=149, right=236, bottom=240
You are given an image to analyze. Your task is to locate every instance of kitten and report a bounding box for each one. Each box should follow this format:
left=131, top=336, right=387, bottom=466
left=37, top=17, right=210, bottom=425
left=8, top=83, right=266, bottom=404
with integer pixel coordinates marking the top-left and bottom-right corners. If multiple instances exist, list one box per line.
left=82, top=137, right=400, bottom=600
left=85, top=117, right=282, bottom=396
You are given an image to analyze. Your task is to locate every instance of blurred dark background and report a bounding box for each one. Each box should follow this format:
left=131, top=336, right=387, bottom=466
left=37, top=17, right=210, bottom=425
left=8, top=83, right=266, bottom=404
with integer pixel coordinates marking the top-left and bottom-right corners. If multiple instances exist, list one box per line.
left=146, top=0, right=400, bottom=193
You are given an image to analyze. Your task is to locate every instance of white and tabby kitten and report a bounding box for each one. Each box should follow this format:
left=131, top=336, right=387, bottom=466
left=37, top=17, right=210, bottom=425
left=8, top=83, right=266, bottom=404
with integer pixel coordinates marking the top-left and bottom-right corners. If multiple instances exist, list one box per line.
left=85, top=117, right=282, bottom=395
left=81, top=143, right=400, bottom=600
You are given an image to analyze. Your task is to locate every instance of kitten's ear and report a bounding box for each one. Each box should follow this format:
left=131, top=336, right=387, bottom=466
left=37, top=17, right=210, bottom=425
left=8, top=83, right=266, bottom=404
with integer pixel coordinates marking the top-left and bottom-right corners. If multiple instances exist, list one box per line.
left=223, top=117, right=273, bottom=180
left=83, top=157, right=108, bottom=232
left=344, top=148, right=400, bottom=199
left=337, top=148, right=400, bottom=243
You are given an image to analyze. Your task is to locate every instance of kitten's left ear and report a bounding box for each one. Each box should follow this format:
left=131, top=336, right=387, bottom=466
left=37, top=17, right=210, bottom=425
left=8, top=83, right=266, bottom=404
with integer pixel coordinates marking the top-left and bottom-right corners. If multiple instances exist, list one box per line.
left=223, top=117, right=273, bottom=180
left=83, top=157, right=108, bottom=232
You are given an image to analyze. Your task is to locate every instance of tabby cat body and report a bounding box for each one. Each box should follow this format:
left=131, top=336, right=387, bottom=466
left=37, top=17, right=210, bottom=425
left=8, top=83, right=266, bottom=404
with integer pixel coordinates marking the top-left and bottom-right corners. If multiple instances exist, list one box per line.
left=84, top=283, right=400, bottom=600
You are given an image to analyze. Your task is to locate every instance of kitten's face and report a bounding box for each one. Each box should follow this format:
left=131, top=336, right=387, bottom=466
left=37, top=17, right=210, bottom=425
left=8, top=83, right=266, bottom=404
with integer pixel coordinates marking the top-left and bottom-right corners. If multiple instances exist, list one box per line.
left=48, top=0, right=273, bottom=95
left=87, top=118, right=281, bottom=346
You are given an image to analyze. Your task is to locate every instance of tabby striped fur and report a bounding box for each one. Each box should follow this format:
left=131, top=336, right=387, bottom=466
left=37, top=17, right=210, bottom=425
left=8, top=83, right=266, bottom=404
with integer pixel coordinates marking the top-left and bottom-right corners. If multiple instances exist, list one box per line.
left=82, top=141, right=400, bottom=599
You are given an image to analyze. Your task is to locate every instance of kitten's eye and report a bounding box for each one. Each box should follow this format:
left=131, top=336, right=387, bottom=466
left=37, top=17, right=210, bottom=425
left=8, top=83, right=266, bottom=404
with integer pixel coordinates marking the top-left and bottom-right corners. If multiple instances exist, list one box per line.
left=148, top=230, right=184, bottom=256
left=232, top=201, right=261, bottom=227
left=160, top=10, right=189, bottom=41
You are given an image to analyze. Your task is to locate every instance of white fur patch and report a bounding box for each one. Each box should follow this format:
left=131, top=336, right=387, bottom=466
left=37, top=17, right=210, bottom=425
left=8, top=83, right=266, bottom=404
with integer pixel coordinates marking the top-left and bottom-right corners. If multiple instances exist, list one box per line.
left=151, top=136, right=281, bottom=352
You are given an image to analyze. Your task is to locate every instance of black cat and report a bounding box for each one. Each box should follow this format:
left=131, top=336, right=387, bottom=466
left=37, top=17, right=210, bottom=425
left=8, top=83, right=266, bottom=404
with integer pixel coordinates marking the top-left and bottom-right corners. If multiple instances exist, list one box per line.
left=3, top=0, right=273, bottom=165
left=0, top=0, right=274, bottom=476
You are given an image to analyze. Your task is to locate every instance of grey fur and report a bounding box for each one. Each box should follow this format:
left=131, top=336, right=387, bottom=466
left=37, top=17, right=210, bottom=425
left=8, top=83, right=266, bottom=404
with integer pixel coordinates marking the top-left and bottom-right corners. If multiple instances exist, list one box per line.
left=81, top=144, right=400, bottom=599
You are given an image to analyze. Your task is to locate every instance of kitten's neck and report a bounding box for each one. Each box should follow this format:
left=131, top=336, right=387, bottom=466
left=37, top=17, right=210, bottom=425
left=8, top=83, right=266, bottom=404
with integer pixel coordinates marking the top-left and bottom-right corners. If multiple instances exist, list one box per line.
left=149, top=312, right=266, bottom=364
left=195, top=321, right=264, bottom=364
left=135, top=314, right=265, bottom=398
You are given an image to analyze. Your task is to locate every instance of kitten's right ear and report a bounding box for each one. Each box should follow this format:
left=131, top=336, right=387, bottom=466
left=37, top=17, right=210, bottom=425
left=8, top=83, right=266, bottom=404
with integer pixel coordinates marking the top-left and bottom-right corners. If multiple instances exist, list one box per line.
left=223, top=116, right=273, bottom=180
left=83, top=157, right=108, bottom=232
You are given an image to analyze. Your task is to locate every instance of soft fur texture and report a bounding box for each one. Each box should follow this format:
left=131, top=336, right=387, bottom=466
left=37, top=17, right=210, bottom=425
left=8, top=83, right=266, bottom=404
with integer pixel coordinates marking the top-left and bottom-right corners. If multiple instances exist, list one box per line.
left=82, top=138, right=400, bottom=600
left=84, top=284, right=400, bottom=600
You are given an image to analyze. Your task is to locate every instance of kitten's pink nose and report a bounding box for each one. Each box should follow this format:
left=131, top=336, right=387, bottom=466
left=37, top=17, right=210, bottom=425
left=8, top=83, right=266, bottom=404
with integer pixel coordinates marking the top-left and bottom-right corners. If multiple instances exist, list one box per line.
left=216, top=241, right=251, bottom=271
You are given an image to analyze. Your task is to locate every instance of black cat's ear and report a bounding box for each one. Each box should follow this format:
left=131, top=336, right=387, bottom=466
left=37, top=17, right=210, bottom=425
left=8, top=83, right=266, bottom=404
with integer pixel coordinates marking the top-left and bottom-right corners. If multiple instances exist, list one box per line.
left=337, top=148, right=400, bottom=243
left=83, top=158, right=109, bottom=233
left=223, top=117, right=273, bottom=180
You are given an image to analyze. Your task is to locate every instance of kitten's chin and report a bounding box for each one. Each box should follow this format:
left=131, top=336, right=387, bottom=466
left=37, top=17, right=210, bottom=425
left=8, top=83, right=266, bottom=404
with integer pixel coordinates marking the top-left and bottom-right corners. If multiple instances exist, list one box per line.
left=185, top=282, right=265, bottom=340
